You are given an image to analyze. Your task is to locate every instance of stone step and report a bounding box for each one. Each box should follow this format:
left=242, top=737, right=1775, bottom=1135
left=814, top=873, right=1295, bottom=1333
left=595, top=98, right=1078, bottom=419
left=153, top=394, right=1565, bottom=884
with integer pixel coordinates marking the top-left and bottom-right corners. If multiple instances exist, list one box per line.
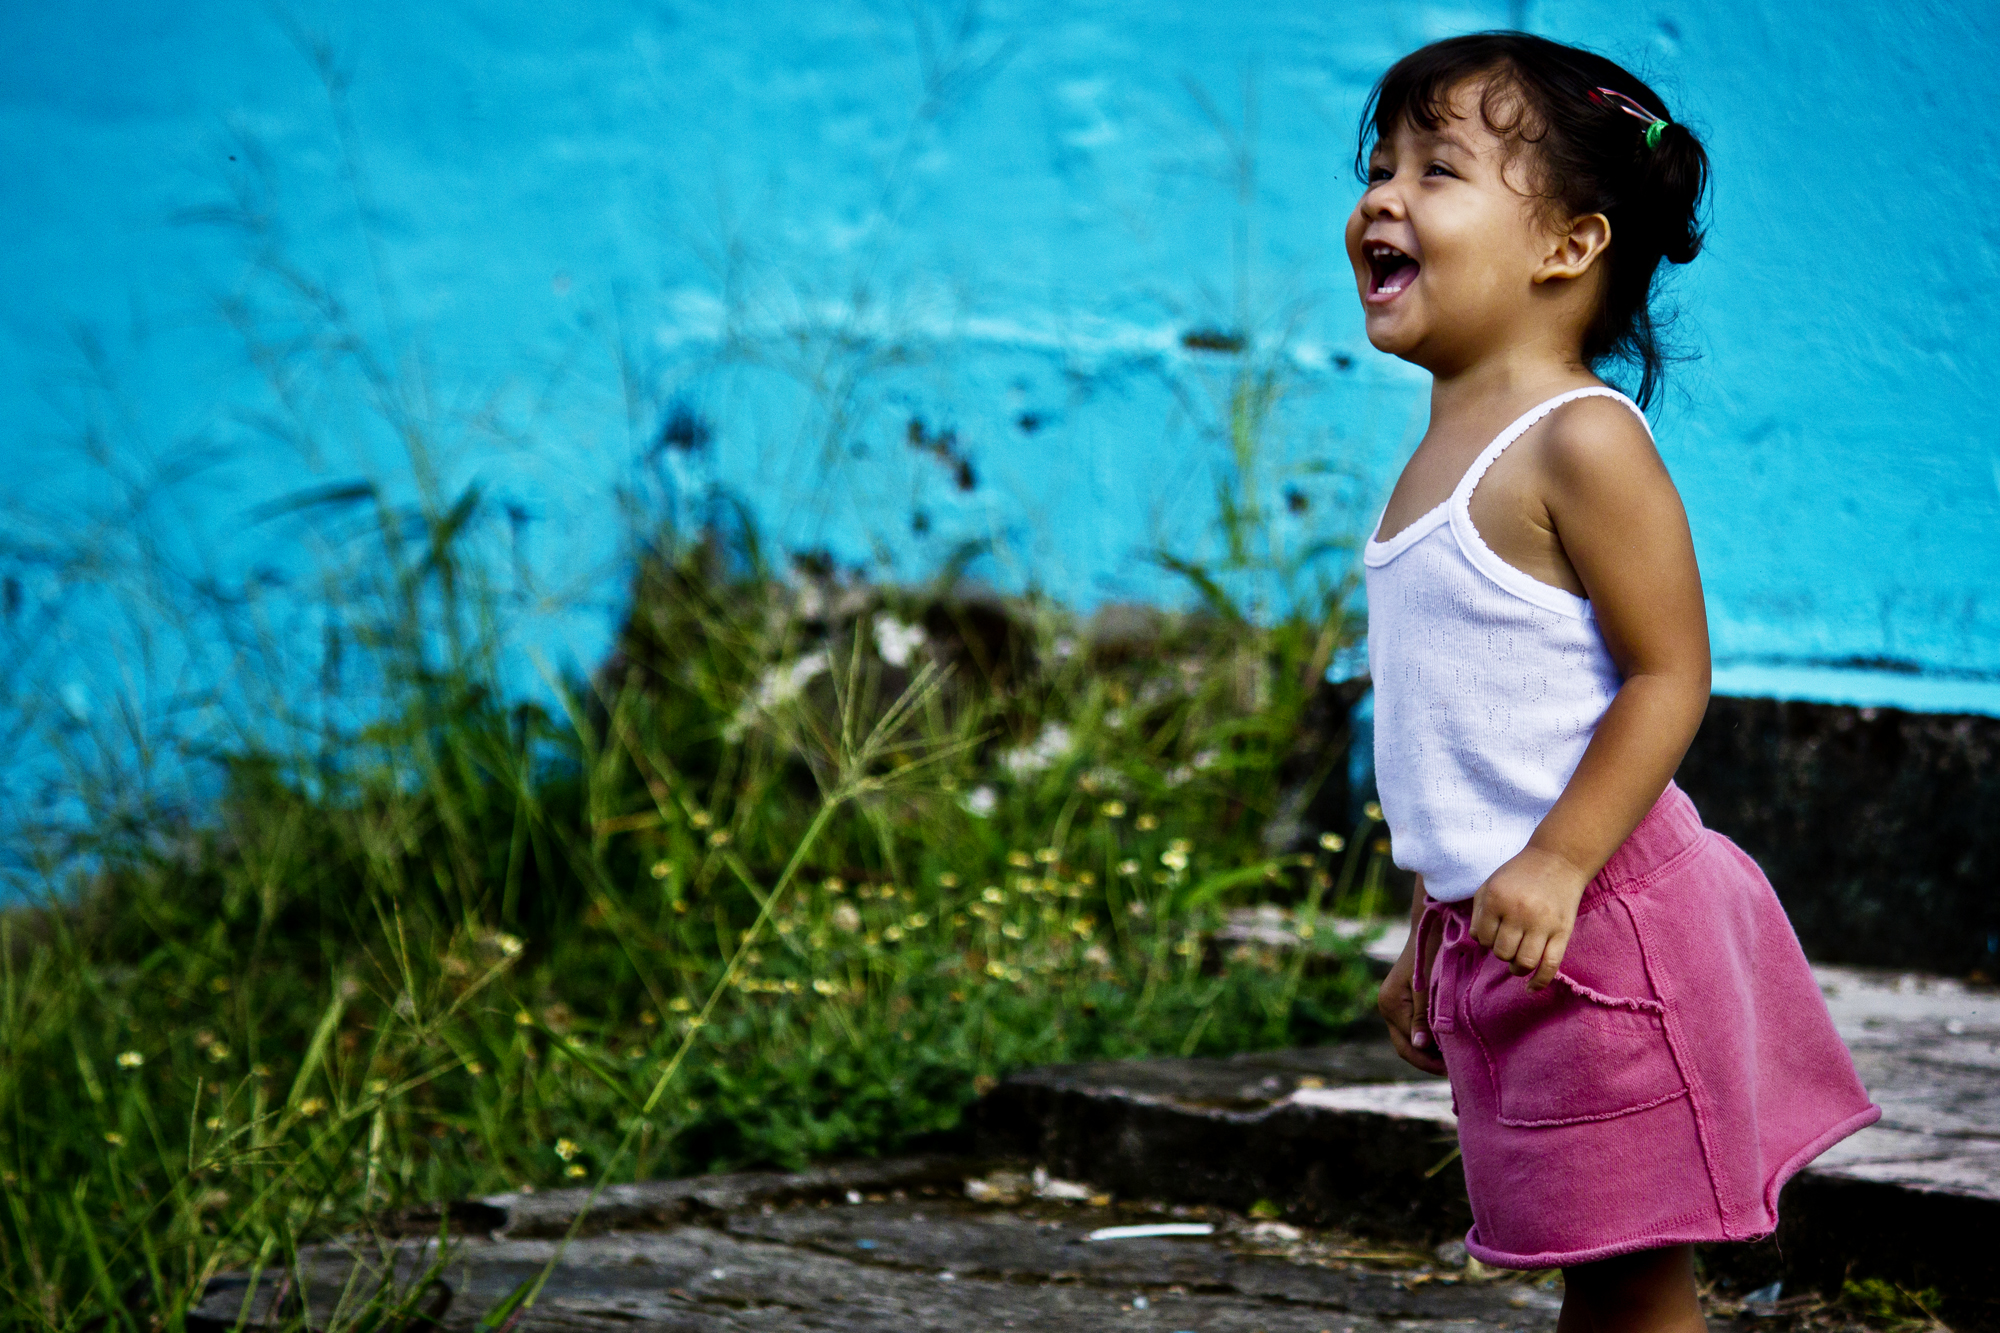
left=188, top=1155, right=1590, bottom=1332
left=971, top=965, right=2000, bottom=1328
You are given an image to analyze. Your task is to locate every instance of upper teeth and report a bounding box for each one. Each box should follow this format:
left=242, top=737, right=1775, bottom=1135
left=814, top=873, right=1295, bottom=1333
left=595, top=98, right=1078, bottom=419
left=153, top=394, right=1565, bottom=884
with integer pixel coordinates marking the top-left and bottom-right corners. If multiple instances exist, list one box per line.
left=1368, top=244, right=1407, bottom=260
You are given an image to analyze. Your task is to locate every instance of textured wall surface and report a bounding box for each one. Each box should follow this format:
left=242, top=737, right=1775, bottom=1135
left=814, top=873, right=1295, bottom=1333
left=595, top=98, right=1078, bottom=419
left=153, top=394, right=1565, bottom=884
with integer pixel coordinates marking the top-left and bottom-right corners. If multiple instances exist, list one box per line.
left=5, top=0, right=1998, bottom=734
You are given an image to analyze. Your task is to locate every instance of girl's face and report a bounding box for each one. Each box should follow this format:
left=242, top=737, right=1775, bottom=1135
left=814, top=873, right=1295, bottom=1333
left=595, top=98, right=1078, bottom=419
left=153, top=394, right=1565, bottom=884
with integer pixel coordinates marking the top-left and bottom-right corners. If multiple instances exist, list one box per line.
left=1344, top=83, right=1571, bottom=374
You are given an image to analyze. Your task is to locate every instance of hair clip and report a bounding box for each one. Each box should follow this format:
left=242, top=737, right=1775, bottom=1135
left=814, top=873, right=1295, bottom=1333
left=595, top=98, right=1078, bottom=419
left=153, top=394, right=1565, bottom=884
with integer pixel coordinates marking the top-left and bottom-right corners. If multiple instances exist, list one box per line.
left=1592, top=86, right=1670, bottom=148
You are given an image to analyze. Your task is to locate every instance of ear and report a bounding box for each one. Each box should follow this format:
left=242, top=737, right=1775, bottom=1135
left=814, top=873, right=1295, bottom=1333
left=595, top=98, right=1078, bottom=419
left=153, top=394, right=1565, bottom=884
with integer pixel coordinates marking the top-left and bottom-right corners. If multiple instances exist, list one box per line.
left=1534, top=212, right=1612, bottom=283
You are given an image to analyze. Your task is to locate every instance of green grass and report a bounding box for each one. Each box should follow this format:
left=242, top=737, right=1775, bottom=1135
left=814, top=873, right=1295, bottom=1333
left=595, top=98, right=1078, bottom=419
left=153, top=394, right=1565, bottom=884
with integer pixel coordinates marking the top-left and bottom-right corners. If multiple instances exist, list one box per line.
left=0, top=507, right=1382, bottom=1328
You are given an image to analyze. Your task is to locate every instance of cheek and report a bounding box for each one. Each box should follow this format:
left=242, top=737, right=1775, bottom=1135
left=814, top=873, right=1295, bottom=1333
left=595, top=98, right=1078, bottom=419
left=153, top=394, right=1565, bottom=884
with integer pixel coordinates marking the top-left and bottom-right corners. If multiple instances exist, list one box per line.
left=1343, top=206, right=1368, bottom=264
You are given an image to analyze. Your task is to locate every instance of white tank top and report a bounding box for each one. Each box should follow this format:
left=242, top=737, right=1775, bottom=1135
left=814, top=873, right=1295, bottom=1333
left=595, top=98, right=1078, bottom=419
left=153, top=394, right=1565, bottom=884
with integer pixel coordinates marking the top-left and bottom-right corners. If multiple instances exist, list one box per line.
left=1362, top=387, right=1643, bottom=903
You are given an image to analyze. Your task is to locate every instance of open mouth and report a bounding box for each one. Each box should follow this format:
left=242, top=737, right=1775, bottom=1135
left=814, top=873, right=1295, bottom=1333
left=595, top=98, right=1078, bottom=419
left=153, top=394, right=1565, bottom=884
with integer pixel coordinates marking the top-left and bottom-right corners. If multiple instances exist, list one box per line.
left=1365, top=242, right=1420, bottom=301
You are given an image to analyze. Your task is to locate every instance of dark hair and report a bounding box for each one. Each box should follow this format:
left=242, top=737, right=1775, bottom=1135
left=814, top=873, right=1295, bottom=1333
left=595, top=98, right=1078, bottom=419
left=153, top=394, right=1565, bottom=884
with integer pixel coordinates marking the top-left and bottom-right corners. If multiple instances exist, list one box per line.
left=1356, top=32, right=1708, bottom=407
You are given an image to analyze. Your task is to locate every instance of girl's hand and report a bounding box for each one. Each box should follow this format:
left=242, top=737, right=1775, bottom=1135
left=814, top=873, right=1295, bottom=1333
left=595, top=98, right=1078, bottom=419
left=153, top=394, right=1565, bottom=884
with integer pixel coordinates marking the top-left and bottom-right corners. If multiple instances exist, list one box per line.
left=1378, top=890, right=1448, bottom=1075
left=1469, top=845, right=1591, bottom=990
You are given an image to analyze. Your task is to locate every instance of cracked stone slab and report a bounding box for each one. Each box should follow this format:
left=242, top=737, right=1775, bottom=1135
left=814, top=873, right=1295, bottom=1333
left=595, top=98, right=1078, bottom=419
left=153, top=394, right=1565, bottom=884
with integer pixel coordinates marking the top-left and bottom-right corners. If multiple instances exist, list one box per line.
left=187, top=1170, right=1580, bottom=1332
left=1810, top=965, right=2000, bottom=1199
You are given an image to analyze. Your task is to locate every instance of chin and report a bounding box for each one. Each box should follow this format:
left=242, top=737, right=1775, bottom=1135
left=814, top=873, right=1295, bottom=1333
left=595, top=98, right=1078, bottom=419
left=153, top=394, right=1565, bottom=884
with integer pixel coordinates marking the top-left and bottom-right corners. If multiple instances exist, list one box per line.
left=1363, top=314, right=1425, bottom=361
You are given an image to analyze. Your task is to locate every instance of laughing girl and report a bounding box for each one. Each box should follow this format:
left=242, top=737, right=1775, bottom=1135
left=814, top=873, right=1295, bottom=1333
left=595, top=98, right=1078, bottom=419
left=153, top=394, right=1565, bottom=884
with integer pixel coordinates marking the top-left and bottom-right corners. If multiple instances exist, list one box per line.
left=1355, top=33, right=1878, bottom=1333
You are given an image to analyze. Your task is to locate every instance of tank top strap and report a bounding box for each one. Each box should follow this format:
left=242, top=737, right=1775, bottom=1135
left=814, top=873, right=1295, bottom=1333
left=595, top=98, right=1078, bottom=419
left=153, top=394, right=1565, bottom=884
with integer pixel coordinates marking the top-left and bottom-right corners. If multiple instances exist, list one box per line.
left=1447, top=386, right=1651, bottom=513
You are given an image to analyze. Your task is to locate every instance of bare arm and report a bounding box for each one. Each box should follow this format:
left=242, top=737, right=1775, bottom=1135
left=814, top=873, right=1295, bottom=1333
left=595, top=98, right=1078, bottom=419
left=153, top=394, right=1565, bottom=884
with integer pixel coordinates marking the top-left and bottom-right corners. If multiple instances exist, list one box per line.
left=1470, top=399, right=1711, bottom=988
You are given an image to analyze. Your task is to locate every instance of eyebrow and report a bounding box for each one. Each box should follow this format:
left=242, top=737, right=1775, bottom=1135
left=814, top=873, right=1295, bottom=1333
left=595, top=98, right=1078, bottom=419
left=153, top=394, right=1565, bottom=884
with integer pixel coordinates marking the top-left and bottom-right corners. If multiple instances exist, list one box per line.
left=1373, top=124, right=1477, bottom=160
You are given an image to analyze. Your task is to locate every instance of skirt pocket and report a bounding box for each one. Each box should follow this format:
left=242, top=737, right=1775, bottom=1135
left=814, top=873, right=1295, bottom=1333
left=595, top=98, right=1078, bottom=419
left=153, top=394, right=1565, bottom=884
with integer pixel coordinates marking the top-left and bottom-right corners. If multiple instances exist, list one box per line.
left=1466, top=965, right=1688, bottom=1128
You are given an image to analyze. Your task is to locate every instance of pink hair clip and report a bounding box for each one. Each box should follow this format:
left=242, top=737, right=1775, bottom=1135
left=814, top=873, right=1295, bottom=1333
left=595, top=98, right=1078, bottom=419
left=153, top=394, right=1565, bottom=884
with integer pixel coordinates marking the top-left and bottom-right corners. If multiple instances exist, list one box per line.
left=1592, top=86, right=1670, bottom=148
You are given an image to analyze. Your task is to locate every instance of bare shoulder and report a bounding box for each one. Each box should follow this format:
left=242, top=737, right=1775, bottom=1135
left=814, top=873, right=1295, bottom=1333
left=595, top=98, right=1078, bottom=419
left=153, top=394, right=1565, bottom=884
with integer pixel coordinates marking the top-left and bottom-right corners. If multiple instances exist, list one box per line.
left=1534, top=394, right=1667, bottom=487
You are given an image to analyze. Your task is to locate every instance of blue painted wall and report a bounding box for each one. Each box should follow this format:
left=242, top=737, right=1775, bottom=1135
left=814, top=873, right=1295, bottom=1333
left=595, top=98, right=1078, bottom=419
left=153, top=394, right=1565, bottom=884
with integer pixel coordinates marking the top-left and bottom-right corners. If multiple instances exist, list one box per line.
left=5, top=0, right=2000, bottom=783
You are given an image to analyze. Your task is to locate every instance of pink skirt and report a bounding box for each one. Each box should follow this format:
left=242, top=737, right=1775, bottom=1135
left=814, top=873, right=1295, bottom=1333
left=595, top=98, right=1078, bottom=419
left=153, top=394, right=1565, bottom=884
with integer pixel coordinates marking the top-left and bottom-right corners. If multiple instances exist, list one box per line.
left=1416, top=782, right=1879, bottom=1269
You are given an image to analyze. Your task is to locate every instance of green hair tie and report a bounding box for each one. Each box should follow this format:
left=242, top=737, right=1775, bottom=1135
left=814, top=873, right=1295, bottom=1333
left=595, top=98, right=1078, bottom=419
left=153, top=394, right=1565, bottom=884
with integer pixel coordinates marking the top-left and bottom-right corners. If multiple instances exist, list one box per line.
left=1596, top=86, right=1672, bottom=151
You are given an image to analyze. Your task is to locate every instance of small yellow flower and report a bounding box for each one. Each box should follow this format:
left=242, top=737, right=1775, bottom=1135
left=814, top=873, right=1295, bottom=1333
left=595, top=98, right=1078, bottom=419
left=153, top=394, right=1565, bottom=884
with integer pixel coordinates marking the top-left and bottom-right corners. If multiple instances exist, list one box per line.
left=937, top=872, right=960, bottom=888
left=1035, top=847, right=1060, bottom=864
left=1160, top=848, right=1189, bottom=872
left=515, top=1010, right=535, bottom=1026
left=297, top=1097, right=327, bottom=1117
left=649, top=860, right=671, bottom=880
left=905, top=912, right=928, bottom=929
left=1117, top=859, right=1140, bottom=876
left=1099, top=799, right=1127, bottom=818
left=985, top=960, right=1009, bottom=979
left=689, top=810, right=713, bottom=828
left=812, top=978, right=841, bottom=996
left=882, top=924, right=904, bottom=942
left=707, top=829, right=731, bottom=848
left=565, top=1163, right=588, bottom=1178
left=1373, top=838, right=1391, bottom=855
left=210, top=975, right=231, bottom=993
left=1071, top=915, right=1097, bottom=936
left=368, top=1079, right=389, bottom=1095
left=669, top=997, right=692, bottom=1012
left=495, top=933, right=524, bottom=957
left=822, top=876, right=845, bottom=894
left=103, top=1132, right=126, bottom=1146
left=1168, top=837, right=1191, bottom=855
left=467, top=1061, right=486, bottom=1075
left=554, top=1138, right=578, bottom=1161
left=1364, top=801, right=1384, bottom=822
left=252, top=1064, right=271, bottom=1078
left=1296, top=923, right=1317, bottom=940
left=1006, top=850, right=1033, bottom=868
left=115, top=1050, right=143, bottom=1069
left=1135, top=813, right=1159, bottom=831
left=205, top=1116, right=224, bottom=1130
left=1001, top=922, right=1025, bottom=939
left=1319, top=832, right=1345, bottom=852
left=207, top=1043, right=230, bottom=1062
left=981, top=886, right=1005, bottom=904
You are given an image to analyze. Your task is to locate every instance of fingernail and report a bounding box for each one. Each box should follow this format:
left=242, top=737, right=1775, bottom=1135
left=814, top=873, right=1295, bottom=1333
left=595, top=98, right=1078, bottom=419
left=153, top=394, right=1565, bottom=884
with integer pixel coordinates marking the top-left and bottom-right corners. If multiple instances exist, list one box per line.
left=1413, top=1030, right=1429, bottom=1046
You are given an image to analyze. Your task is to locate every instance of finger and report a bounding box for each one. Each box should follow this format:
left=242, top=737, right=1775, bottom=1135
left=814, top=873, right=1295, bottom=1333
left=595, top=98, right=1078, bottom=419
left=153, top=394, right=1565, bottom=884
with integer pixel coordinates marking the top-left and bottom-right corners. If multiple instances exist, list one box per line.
left=1388, top=1022, right=1449, bottom=1075
left=1403, top=973, right=1431, bottom=1049
left=1469, top=897, right=1495, bottom=948
left=1530, top=930, right=1570, bottom=991
left=1491, top=921, right=1524, bottom=964
left=1509, top=928, right=1546, bottom=977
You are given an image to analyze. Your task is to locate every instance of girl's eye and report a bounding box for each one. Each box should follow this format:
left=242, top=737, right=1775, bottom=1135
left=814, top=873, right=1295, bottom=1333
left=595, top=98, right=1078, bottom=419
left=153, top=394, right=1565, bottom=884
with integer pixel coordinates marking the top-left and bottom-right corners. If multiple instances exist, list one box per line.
left=1423, top=161, right=1457, bottom=178
left=1368, top=166, right=1392, bottom=183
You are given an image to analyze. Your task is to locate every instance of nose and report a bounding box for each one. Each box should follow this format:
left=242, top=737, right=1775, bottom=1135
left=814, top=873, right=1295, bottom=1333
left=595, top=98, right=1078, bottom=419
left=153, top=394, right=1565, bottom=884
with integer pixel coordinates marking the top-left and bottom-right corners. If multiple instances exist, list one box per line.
left=1360, top=179, right=1404, bottom=221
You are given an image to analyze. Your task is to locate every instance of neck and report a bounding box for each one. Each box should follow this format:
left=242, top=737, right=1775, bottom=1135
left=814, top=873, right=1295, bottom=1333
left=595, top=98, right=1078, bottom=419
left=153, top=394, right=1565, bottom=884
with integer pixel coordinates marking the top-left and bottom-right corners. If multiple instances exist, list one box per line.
left=1425, top=340, right=1596, bottom=434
